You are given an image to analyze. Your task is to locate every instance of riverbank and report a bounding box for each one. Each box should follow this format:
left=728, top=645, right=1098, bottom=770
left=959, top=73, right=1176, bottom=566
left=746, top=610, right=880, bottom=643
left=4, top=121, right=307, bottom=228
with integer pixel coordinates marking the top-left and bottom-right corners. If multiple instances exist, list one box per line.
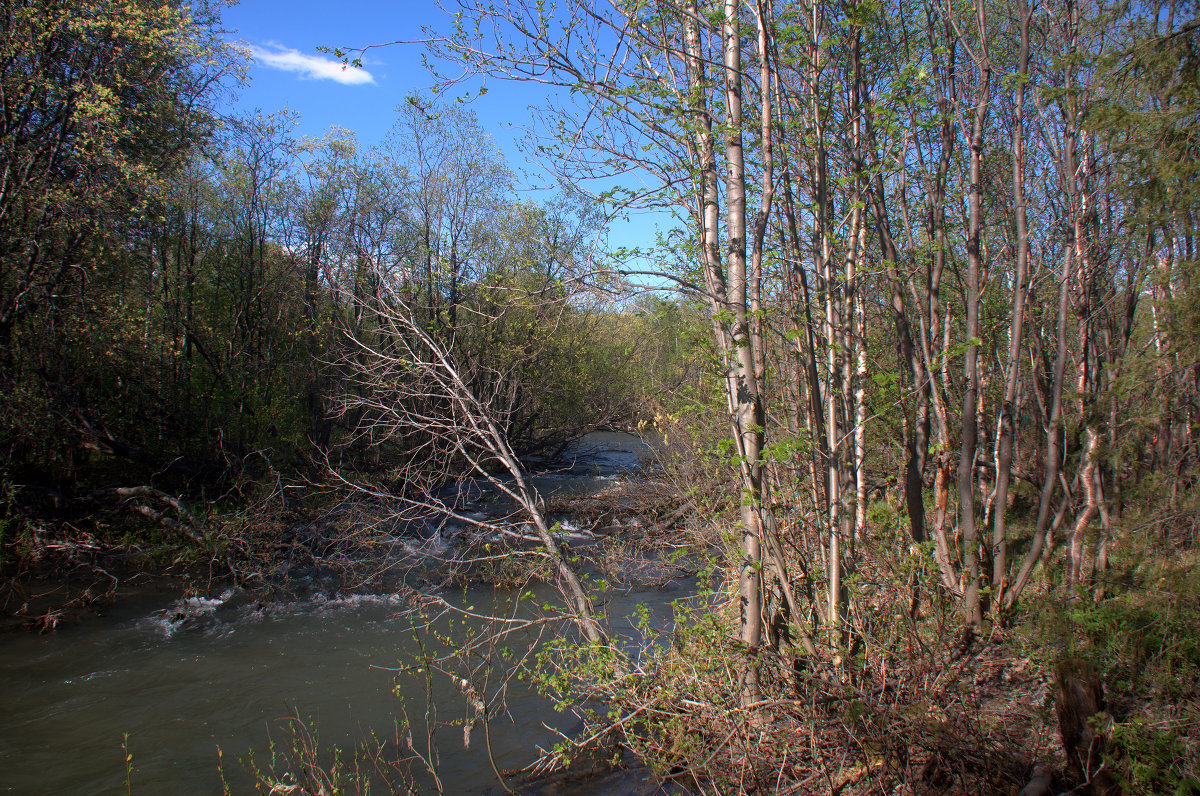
left=0, top=432, right=703, bottom=794
left=6, top=428, right=1197, bottom=795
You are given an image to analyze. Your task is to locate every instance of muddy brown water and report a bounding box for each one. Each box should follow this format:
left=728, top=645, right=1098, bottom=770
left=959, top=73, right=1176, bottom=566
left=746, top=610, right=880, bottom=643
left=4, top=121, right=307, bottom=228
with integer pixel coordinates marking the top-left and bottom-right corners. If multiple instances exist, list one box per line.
left=0, top=433, right=688, bottom=795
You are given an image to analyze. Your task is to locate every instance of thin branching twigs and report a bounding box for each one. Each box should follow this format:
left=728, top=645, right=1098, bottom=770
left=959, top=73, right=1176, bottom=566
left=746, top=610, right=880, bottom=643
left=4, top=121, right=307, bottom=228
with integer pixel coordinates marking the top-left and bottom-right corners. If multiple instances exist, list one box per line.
left=331, top=278, right=608, bottom=644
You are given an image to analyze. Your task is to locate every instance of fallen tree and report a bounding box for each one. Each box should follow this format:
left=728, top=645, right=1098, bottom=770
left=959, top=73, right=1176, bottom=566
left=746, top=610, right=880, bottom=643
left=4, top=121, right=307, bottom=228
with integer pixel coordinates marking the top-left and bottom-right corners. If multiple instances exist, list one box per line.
left=331, top=279, right=607, bottom=644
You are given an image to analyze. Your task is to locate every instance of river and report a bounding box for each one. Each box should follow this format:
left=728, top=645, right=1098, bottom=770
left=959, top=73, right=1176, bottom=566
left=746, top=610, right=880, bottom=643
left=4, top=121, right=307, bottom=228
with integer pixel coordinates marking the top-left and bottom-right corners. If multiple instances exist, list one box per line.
left=0, top=433, right=688, bottom=795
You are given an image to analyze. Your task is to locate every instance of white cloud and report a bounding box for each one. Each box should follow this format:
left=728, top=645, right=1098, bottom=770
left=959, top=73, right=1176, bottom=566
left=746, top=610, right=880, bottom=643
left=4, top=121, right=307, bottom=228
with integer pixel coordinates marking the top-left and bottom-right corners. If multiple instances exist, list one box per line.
left=248, top=43, right=376, bottom=86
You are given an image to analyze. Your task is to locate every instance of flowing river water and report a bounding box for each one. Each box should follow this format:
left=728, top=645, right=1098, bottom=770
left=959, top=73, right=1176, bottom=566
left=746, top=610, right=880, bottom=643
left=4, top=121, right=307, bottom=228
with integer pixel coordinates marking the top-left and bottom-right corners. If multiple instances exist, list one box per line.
left=0, top=433, right=688, bottom=795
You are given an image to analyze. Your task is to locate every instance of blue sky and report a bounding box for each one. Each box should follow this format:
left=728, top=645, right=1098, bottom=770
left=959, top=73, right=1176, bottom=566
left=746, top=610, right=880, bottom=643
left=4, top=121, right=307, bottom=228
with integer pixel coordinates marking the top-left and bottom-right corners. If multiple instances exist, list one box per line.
left=220, top=1, right=667, bottom=252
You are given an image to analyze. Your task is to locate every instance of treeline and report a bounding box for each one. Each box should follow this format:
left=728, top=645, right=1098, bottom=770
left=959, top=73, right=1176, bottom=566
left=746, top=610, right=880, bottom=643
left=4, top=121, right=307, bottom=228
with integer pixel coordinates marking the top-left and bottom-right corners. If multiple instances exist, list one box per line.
left=0, top=1, right=680, bottom=529
left=3, top=0, right=1195, bottom=644
left=432, top=0, right=1199, bottom=631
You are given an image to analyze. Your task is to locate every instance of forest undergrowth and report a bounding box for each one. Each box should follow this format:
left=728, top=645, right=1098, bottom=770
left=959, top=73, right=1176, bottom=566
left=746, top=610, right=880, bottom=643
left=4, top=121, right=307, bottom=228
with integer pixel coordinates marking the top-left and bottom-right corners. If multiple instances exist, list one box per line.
left=532, top=499, right=1199, bottom=795
left=505, top=413, right=1200, bottom=796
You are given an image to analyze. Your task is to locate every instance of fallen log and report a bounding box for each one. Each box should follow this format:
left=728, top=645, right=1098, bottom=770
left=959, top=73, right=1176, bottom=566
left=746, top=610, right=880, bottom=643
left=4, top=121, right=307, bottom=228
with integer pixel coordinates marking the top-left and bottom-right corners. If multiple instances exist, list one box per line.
left=84, top=486, right=207, bottom=544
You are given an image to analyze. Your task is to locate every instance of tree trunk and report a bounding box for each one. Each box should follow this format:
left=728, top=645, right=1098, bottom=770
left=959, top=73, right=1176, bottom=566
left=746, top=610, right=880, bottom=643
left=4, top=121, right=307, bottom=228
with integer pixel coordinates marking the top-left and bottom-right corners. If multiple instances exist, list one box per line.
left=958, top=5, right=991, bottom=630
left=990, top=0, right=1033, bottom=610
left=1006, top=272, right=1070, bottom=607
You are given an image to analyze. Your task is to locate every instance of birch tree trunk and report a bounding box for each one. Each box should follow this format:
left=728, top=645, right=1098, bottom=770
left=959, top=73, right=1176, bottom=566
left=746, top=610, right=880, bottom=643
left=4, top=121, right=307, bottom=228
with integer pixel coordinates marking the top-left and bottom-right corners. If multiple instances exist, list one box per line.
left=683, top=0, right=769, bottom=661
left=721, top=0, right=766, bottom=655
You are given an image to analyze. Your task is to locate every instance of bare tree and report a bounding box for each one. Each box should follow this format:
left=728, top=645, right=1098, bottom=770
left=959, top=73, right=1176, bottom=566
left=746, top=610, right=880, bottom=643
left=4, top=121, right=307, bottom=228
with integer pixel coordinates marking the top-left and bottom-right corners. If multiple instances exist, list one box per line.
left=331, top=279, right=607, bottom=644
